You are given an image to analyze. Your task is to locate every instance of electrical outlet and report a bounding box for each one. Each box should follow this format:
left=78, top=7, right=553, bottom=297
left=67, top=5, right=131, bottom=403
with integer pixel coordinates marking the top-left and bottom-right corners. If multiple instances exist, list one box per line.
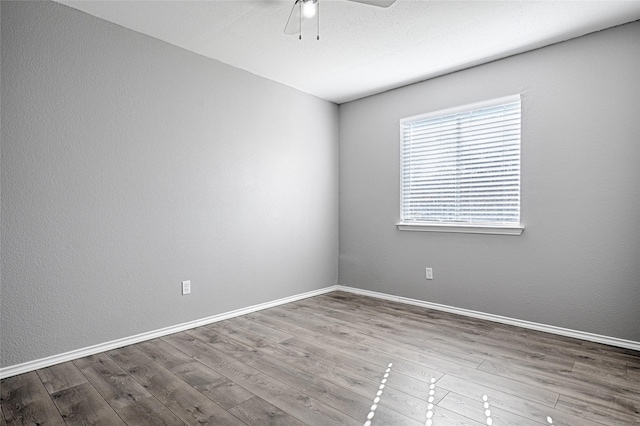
left=425, top=268, right=433, bottom=280
left=181, top=280, right=191, bottom=295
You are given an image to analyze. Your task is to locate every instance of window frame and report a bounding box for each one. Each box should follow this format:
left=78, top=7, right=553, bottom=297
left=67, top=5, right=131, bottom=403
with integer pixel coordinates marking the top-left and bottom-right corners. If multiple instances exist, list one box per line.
left=396, top=95, right=524, bottom=236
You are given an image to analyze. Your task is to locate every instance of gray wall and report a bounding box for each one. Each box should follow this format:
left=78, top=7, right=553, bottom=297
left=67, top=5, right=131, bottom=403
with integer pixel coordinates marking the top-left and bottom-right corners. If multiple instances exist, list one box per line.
left=1, top=1, right=339, bottom=367
left=339, top=22, right=640, bottom=341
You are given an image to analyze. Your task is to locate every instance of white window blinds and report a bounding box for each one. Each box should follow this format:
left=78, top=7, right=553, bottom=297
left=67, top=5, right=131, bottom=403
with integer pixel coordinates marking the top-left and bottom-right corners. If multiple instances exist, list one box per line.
left=400, top=95, right=521, bottom=225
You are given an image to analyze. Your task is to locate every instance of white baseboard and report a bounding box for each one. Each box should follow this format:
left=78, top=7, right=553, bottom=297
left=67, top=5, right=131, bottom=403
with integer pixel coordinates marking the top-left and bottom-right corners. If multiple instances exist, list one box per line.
left=336, top=285, right=640, bottom=351
left=0, top=285, right=339, bottom=379
left=4, top=283, right=637, bottom=379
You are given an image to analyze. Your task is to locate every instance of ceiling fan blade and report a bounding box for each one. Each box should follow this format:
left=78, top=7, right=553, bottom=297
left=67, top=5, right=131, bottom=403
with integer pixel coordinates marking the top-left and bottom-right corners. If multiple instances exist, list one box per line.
left=347, top=0, right=396, bottom=7
left=284, top=0, right=302, bottom=35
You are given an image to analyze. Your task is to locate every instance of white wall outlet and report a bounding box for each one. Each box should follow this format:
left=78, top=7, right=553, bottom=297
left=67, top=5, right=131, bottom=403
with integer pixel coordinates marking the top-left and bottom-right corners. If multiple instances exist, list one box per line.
left=425, top=268, right=433, bottom=280
left=181, top=280, right=191, bottom=295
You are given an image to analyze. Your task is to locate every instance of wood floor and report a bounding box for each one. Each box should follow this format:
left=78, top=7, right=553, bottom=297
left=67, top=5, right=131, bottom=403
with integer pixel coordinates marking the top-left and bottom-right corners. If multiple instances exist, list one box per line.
left=2, top=291, right=639, bottom=425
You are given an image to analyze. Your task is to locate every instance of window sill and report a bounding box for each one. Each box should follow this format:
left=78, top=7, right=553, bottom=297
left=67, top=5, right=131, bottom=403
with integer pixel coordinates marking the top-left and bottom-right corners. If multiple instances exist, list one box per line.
left=396, top=222, right=524, bottom=235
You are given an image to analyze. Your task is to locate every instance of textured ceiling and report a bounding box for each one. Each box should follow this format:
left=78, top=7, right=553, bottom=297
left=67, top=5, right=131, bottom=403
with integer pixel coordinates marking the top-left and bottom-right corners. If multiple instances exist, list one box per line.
left=56, top=0, right=640, bottom=104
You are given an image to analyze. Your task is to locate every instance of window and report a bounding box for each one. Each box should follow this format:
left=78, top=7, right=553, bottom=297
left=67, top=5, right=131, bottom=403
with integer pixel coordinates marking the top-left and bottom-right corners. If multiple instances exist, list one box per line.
left=397, top=95, right=523, bottom=235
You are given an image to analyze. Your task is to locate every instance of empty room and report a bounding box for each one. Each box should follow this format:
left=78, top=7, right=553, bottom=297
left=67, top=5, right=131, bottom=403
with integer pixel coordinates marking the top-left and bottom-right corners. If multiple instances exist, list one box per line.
left=1, top=0, right=639, bottom=425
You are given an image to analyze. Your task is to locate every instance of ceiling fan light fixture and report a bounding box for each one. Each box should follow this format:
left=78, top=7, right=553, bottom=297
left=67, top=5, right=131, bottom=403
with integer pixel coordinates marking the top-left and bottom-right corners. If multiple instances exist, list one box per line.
left=284, top=0, right=396, bottom=38
left=302, top=0, right=318, bottom=19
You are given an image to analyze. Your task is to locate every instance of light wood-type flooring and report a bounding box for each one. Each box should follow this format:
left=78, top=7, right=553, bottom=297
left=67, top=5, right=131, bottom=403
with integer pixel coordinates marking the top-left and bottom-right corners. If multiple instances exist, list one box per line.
left=2, top=291, right=640, bottom=425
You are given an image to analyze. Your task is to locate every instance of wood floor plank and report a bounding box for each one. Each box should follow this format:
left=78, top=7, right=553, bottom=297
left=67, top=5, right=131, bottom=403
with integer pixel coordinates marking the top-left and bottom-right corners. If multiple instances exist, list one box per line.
left=628, top=364, right=640, bottom=381
left=435, top=373, right=606, bottom=426
left=225, top=316, right=294, bottom=343
left=278, top=335, right=444, bottom=398
left=254, top=312, right=558, bottom=409
left=366, top=404, right=426, bottom=426
left=259, top=305, right=369, bottom=344
left=246, top=354, right=373, bottom=420
left=426, top=405, right=486, bottom=426
left=106, top=345, right=154, bottom=371
left=0, top=372, right=66, bottom=426
left=294, top=298, right=436, bottom=343
left=50, top=382, right=126, bottom=425
left=135, top=338, right=195, bottom=370
left=254, top=306, right=445, bottom=386
left=124, top=361, right=245, bottom=426
left=208, top=325, right=377, bottom=397
left=262, top=305, right=480, bottom=378
left=572, top=360, right=640, bottom=392
left=219, top=328, right=445, bottom=423
left=258, top=310, right=398, bottom=367
left=291, top=299, right=441, bottom=347
left=348, top=334, right=561, bottom=407
left=378, top=380, right=448, bottom=424
left=478, top=358, right=640, bottom=407
left=301, top=295, right=406, bottom=325
left=73, top=353, right=107, bottom=370
left=324, top=292, right=495, bottom=335
left=437, top=392, right=542, bottom=426
left=4, top=291, right=639, bottom=426
left=170, top=361, right=254, bottom=410
left=246, top=351, right=422, bottom=425
left=283, top=300, right=489, bottom=369
left=488, top=327, right=625, bottom=367
left=37, top=361, right=87, bottom=394
left=358, top=333, right=474, bottom=372
left=215, top=360, right=362, bottom=426
left=572, top=358, right=628, bottom=377
left=555, top=393, right=640, bottom=425
left=114, top=396, right=185, bottom=426
left=364, top=329, right=485, bottom=369
left=184, top=327, right=262, bottom=364
left=206, top=321, right=288, bottom=354
left=240, top=318, right=326, bottom=352
left=426, top=333, right=576, bottom=373
left=484, top=330, right=635, bottom=384
left=161, top=331, right=244, bottom=370
left=244, top=311, right=323, bottom=339
left=228, top=396, right=306, bottom=426
left=74, top=352, right=151, bottom=409
left=580, top=340, right=640, bottom=366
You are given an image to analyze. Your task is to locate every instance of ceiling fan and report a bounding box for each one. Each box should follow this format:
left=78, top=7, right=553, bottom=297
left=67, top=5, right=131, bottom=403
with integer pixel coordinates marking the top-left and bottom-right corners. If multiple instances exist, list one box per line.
left=284, top=0, right=397, bottom=39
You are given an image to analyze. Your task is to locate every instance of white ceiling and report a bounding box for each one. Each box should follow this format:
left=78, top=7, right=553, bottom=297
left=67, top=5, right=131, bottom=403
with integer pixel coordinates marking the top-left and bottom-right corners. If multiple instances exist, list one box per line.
left=57, top=0, right=640, bottom=104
